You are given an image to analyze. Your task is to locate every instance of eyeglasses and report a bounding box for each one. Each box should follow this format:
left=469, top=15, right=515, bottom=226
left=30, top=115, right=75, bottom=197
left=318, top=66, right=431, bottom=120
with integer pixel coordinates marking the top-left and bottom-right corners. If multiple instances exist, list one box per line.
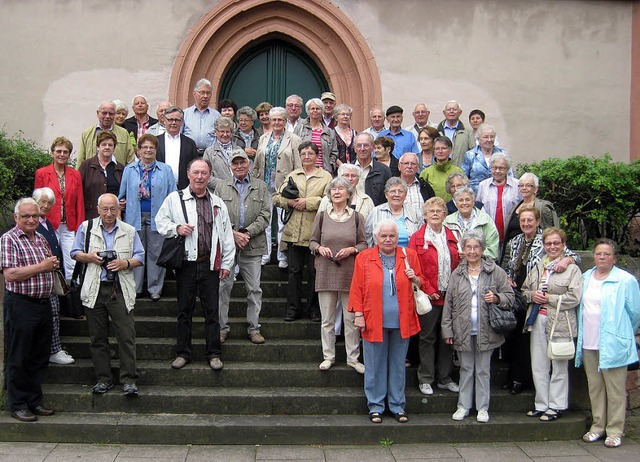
left=139, top=145, right=156, bottom=151
left=165, top=118, right=182, bottom=124
left=543, top=241, right=563, bottom=247
left=19, top=214, right=39, bottom=220
left=464, top=245, right=482, bottom=251
left=196, top=90, right=212, bottom=96
left=491, top=166, right=508, bottom=171
left=99, top=206, right=118, bottom=213
left=519, top=183, right=535, bottom=188
left=286, top=103, right=301, bottom=108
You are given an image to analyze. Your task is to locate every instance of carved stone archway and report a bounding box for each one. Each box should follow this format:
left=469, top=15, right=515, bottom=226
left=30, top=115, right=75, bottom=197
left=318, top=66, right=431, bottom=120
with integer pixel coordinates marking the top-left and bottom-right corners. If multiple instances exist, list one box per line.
left=169, top=0, right=382, bottom=130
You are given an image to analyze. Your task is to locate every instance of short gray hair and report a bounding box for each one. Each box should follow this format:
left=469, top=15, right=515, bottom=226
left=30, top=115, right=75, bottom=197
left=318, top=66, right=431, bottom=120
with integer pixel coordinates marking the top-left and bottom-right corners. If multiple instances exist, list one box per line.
left=14, top=197, right=39, bottom=215
left=489, top=152, right=511, bottom=169
left=131, top=94, right=147, bottom=106
left=214, top=117, right=234, bottom=131
left=112, top=99, right=128, bottom=114
left=269, top=106, right=287, bottom=119
left=285, top=94, right=303, bottom=105
left=384, top=176, right=408, bottom=194
left=519, top=172, right=539, bottom=189
left=453, top=186, right=476, bottom=203
left=165, top=106, right=184, bottom=118
left=334, top=104, right=353, bottom=117
left=327, top=176, right=354, bottom=200
left=338, top=162, right=362, bottom=178
left=461, top=229, right=486, bottom=250
left=475, top=123, right=496, bottom=141
left=305, top=98, right=323, bottom=113
left=237, top=106, right=257, bottom=121
left=445, top=172, right=469, bottom=193
left=193, top=78, right=212, bottom=92
left=373, top=219, right=399, bottom=240
left=32, top=187, right=56, bottom=205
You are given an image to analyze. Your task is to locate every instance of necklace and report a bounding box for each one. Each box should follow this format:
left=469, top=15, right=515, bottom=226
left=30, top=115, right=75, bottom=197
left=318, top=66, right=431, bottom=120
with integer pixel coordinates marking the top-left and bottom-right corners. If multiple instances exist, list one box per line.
left=468, top=264, right=481, bottom=271
left=593, top=271, right=610, bottom=281
left=379, top=253, right=396, bottom=295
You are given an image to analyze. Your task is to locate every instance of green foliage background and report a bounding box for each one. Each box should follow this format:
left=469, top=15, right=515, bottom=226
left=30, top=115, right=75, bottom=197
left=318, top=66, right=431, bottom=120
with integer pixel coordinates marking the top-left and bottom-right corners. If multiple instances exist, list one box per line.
left=0, top=131, right=52, bottom=229
left=517, top=155, right=640, bottom=252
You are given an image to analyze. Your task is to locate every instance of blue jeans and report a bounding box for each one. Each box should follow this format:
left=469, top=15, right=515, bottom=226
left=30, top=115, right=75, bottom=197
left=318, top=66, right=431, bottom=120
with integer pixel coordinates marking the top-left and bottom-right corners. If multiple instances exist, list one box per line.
left=363, top=328, right=409, bottom=415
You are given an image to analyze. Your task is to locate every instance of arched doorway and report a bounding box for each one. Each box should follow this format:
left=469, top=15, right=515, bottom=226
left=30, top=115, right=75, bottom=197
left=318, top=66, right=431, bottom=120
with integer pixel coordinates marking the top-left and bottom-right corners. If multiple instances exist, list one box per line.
left=219, top=39, right=329, bottom=119
left=169, top=0, right=382, bottom=130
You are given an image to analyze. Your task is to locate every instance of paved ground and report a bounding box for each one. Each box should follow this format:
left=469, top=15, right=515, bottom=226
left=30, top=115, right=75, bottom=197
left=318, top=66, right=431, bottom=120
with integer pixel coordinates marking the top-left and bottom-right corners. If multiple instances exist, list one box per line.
left=0, top=439, right=639, bottom=462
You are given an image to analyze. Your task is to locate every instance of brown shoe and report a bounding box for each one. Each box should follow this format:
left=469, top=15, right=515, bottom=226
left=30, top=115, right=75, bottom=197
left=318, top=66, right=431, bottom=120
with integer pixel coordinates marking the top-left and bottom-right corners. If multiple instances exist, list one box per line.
left=209, top=357, right=224, bottom=370
left=171, top=357, right=189, bottom=369
left=249, top=332, right=265, bottom=344
left=31, top=405, right=54, bottom=416
left=11, top=409, right=38, bottom=422
left=220, top=331, right=228, bottom=344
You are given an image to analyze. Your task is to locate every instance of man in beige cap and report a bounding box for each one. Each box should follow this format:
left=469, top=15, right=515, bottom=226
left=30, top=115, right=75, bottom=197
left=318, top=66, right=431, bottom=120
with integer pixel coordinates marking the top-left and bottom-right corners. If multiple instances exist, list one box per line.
left=321, top=91, right=337, bottom=128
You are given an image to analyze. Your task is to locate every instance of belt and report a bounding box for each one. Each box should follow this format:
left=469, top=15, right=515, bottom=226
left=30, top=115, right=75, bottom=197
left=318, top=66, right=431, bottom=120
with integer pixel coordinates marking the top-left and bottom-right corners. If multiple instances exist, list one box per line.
left=7, top=291, right=50, bottom=305
left=196, top=255, right=209, bottom=262
left=100, top=281, right=116, bottom=286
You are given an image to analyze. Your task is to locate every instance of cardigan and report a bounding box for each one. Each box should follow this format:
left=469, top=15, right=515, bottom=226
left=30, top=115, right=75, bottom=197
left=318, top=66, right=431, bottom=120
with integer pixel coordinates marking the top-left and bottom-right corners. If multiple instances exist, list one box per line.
left=34, top=164, right=85, bottom=231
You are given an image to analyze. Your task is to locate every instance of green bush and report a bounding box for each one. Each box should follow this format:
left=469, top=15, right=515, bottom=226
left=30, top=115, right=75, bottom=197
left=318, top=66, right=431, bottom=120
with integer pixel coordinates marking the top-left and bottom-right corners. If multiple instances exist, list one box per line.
left=0, top=130, right=52, bottom=228
left=517, top=155, right=640, bottom=251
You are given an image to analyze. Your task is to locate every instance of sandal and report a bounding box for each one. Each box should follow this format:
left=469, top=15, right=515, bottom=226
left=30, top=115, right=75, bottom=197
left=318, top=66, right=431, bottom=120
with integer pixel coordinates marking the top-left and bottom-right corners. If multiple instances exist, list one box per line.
left=582, top=431, right=604, bottom=443
left=394, top=412, right=409, bottom=423
left=604, top=436, right=621, bottom=448
left=369, top=412, right=382, bottom=424
left=539, top=409, right=561, bottom=421
left=526, top=410, right=544, bottom=417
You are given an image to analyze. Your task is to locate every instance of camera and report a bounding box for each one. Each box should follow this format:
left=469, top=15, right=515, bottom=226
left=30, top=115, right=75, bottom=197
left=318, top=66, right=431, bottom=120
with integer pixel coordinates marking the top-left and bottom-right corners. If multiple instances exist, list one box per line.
left=98, top=250, right=118, bottom=281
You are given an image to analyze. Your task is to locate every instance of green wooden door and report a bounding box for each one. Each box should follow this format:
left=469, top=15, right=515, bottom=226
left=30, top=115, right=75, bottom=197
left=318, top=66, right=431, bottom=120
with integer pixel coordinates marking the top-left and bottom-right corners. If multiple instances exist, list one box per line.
left=219, top=39, right=329, bottom=121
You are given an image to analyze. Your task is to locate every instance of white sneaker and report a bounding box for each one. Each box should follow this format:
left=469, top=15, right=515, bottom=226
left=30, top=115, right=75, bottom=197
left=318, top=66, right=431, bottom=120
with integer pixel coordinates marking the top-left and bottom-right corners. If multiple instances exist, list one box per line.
left=319, top=360, right=334, bottom=370
left=452, top=407, right=469, bottom=421
left=50, top=350, right=74, bottom=365
left=477, top=409, right=490, bottom=423
left=347, top=361, right=365, bottom=374
left=278, top=261, right=288, bottom=269
left=261, top=257, right=270, bottom=266
left=437, top=382, right=460, bottom=393
left=419, top=383, right=433, bottom=395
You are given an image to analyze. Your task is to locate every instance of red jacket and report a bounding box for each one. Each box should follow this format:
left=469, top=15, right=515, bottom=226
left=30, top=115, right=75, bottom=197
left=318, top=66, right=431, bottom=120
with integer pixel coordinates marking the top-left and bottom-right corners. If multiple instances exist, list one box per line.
left=348, top=246, right=425, bottom=342
left=408, top=225, right=460, bottom=306
left=34, top=164, right=85, bottom=231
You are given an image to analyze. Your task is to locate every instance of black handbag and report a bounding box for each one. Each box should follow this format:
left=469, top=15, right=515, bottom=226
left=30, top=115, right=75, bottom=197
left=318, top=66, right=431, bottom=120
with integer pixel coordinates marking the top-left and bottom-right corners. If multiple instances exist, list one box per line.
left=157, top=191, right=189, bottom=270
left=487, top=272, right=517, bottom=333
left=279, top=176, right=300, bottom=224
left=60, top=218, right=93, bottom=318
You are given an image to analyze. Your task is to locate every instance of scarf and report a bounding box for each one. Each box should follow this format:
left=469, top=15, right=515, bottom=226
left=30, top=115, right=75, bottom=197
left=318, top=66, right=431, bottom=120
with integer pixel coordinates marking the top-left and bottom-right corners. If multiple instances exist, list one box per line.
left=424, top=225, right=451, bottom=291
left=457, top=208, right=478, bottom=236
left=138, top=161, right=156, bottom=200
left=219, top=140, right=233, bottom=162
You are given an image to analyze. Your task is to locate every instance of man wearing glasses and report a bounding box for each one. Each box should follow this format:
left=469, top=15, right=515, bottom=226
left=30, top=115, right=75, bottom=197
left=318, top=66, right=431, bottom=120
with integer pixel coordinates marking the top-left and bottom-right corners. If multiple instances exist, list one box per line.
left=1, top=198, right=61, bottom=421
left=182, top=79, right=221, bottom=153
left=156, top=106, right=199, bottom=189
left=71, top=194, right=145, bottom=397
left=285, top=94, right=306, bottom=133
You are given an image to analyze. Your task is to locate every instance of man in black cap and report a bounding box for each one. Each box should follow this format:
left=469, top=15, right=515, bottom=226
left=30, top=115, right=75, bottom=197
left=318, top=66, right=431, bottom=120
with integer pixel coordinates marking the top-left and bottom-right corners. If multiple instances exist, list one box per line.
left=378, top=106, right=419, bottom=159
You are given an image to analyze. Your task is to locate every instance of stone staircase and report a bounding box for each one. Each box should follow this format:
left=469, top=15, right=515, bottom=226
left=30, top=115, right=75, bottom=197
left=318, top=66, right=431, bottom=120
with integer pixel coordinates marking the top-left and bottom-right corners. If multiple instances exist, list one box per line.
left=0, top=265, right=588, bottom=444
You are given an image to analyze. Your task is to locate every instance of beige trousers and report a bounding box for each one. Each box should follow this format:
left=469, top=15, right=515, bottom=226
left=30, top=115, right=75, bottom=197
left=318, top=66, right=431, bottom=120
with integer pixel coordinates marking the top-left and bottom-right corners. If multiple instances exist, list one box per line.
left=318, top=291, right=360, bottom=363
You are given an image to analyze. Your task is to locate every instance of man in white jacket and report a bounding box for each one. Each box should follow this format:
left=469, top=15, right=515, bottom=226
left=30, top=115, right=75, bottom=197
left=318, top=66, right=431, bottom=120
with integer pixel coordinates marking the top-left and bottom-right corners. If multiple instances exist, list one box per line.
left=156, top=159, right=235, bottom=371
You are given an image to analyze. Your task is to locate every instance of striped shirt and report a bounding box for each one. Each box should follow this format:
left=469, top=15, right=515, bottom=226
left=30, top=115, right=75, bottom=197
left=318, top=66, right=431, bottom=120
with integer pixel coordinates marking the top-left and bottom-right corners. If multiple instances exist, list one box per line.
left=1, top=226, right=54, bottom=298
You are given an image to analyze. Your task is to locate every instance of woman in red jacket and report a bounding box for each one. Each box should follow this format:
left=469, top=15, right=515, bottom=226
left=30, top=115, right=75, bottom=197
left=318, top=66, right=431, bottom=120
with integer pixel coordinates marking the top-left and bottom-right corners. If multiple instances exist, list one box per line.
left=349, top=219, right=426, bottom=424
left=409, top=197, right=460, bottom=396
left=34, top=136, right=85, bottom=279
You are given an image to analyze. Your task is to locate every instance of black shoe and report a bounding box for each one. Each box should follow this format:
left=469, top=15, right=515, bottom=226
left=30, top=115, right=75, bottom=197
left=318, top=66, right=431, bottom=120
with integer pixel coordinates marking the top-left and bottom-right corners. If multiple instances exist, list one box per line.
left=11, top=409, right=38, bottom=422
left=30, top=405, right=54, bottom=416
left=123, top=383, right=139, bottom=397
left=501, top=380, right=513, bottom=390
left=310, top=312, right=321, bottom=322
left=510, top=381, right=523, bottom=395
left=92, top=381, right=114, bottom=394
left=284, top=310, right=297, bottom=322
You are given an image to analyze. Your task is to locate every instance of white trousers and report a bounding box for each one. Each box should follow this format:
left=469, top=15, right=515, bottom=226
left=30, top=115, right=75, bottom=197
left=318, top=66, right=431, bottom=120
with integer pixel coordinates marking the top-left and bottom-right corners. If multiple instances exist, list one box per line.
left=56, top=223, right=76, bottom=279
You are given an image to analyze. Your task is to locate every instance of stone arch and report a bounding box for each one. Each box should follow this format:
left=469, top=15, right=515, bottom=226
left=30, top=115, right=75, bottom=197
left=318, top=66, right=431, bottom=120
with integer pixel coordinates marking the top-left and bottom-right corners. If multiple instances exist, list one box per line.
left=169, top=0, right=382, bottom=130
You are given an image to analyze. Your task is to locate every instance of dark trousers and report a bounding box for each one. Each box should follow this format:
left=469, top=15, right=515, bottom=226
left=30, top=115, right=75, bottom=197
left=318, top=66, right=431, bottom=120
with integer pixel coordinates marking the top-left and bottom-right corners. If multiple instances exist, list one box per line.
left=4, top=292, right=52, bottom=411
left=175, top=260, right=221, bottom=360
left=417, top=304, right=454, bottom=385
left=85, top=283, right=138, bottom=384
left=503, top=310, right=532, bottom=387
left=286, top=244, right=319, bottom=317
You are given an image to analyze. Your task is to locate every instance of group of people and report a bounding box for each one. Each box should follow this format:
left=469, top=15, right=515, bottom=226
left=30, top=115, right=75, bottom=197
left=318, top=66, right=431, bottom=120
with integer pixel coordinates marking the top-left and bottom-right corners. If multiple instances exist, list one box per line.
left=1, top=86, right=638, bottom=451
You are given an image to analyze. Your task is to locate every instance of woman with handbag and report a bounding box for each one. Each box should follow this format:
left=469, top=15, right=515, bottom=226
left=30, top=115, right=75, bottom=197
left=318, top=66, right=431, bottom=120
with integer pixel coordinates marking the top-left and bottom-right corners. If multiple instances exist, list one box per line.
left=118, top=134, right=176, bottom=300
left=576, top=239, right=640, bottom=448
left=408, top=197, right=460, bottom=396
left=521, top=227, right=582, bottom=422
left=348, top=219, right=426, bottom=423
left=273, top=141, right=332, bottom=322
left=309, top=176, right=367, bottom=373
left=32, top=187, right=75, bottom=365
left=442, top=229, right=514, bottom=423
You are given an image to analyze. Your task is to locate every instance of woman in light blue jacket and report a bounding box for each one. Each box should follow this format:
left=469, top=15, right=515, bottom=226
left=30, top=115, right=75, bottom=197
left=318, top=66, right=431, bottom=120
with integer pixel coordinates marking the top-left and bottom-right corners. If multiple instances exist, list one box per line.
left=576, top=238, right=640, bottom=448
left=118, top=134, right=177, bottom=300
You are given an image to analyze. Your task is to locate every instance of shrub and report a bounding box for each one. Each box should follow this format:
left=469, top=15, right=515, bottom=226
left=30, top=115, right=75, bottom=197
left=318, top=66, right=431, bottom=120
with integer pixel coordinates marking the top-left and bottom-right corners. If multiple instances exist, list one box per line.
left=517, top=155, right=640, bottom=252
left=0, top=130, right=52, bottom=228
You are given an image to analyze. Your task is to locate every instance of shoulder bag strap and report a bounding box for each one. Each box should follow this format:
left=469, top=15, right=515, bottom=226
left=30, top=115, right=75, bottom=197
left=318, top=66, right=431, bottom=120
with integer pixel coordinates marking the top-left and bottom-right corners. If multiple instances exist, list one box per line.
left=548, top=295, right=567, bottom=340
left=401, top=247, right=411, bottom=271
left=178, top=190, right=189, bottom=224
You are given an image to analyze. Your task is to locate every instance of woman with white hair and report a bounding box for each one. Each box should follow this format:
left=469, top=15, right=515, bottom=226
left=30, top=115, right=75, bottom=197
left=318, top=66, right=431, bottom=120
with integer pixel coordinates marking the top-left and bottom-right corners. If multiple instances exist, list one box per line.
left=460, top=124, right=510, bottom=193
left=233, top=106, right=261, bottom=160
left=32, top=187, right=75, bottom=365
left=318, top=163, right=374, bottom=219
left=502, top=172, right=559, bottom=249
left=294, top=98, right=338, bottom=176
left=349, top=219, right=426, bottom=423
left=475, top=152, right=522, bottom=245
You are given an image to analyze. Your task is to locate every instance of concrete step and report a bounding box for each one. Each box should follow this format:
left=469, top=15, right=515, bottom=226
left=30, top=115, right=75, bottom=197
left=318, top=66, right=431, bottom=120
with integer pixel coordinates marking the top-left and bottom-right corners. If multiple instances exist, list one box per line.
left=132, top=298, right=293, bottom=318
left=40, top=384, right=534, bottom=415
left=0, top=411, right=588, bottom=445
left=60, top=317, right=320, bottom=340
